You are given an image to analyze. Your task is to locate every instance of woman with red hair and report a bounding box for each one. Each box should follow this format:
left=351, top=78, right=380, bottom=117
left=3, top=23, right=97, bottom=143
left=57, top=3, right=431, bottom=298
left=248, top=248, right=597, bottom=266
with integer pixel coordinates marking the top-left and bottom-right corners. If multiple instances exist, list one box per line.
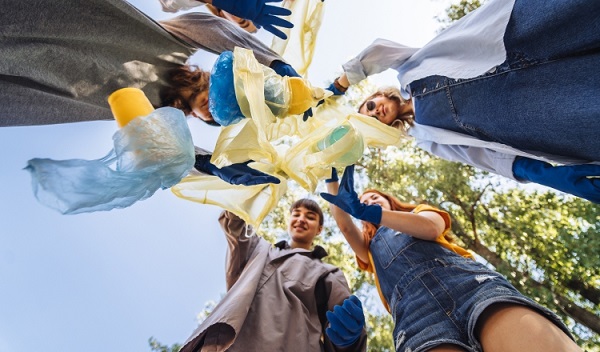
left=321, top=165, right=581, bottom=352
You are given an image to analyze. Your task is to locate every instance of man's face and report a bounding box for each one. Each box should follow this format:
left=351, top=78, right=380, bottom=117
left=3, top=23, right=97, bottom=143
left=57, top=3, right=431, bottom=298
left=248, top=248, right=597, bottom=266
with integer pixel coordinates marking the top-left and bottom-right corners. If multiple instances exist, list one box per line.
left=288, top=206, right=322, bottom=247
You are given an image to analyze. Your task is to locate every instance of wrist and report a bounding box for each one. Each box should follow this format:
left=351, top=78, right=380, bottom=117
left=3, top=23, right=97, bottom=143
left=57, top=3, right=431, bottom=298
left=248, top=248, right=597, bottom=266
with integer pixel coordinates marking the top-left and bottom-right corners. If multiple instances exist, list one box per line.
left=333, top=77, right=348, bottom=93
left=364, top=205, right=382, bottom=224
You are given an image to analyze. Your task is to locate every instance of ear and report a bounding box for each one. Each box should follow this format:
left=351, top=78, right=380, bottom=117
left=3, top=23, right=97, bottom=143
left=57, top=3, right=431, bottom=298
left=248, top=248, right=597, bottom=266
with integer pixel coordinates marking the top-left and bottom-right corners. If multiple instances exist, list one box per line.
left=316, top=225, right=323, bottom=236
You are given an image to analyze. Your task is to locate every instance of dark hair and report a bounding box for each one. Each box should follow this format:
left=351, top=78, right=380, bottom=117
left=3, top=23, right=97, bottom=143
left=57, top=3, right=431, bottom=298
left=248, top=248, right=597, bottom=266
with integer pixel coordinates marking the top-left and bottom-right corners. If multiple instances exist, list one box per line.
left=160, top=65, right=220, bottom=126
left=358, top=86, right=414, bottom=131
left=360, top=188, right=454, bottom=243
left=290, top=198, right=324, bottom=226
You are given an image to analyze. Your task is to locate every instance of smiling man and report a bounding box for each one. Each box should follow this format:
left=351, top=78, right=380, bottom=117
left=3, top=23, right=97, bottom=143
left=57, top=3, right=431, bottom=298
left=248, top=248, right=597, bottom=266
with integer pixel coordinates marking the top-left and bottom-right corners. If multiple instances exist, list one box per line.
left=180, top=199, right=367, bottom=352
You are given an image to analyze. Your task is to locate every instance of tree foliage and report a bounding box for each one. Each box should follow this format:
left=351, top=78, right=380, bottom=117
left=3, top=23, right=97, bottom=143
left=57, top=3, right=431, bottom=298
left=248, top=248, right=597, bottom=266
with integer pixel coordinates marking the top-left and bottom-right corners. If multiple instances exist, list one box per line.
left=148, top=337, right=181, bottom=352
left=437, top=0, right=484, bottom=29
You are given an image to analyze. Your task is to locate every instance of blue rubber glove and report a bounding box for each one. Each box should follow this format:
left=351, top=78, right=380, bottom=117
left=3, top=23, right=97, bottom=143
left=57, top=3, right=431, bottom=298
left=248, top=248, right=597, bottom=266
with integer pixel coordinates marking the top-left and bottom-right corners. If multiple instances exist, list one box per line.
left=325, top=167, right=338, bottom=183
left=512, top=157, right=600, bottom=203
left=326, top=295, right=365, bottom=347
left=212, top=0, right=293, bottom=39
left=320, top=165, right=382, bottom=224
left=270, top=60, right=300, bottom=78
left=270, top=60, right=313, bottom=121
left=194, top=154, right=280, bottom=186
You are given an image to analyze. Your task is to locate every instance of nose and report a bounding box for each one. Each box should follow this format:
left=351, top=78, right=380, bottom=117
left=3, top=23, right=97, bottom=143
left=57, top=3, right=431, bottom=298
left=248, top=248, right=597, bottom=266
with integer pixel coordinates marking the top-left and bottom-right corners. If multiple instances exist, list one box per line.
left=295, top=215, right=307, bottom=224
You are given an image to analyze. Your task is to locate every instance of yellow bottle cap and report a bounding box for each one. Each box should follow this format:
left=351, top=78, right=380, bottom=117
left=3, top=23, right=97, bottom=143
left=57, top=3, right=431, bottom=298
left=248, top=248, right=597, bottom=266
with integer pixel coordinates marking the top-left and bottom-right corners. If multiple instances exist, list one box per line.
left=287, top=77, right=314, bottom=115
left=108, top=88, right=155, bottom=128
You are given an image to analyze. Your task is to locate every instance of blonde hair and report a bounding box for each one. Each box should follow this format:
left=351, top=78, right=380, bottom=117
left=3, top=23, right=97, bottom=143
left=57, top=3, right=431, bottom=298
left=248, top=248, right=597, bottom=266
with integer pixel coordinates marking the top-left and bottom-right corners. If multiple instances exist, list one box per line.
left=358, top=86, right=414, bottom=131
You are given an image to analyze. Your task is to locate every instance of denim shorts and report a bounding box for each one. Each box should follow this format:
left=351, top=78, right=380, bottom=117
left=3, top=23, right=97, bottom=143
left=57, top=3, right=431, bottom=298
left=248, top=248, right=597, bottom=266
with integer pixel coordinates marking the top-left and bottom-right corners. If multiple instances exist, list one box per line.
left=389, top=256, right=572, bottom=352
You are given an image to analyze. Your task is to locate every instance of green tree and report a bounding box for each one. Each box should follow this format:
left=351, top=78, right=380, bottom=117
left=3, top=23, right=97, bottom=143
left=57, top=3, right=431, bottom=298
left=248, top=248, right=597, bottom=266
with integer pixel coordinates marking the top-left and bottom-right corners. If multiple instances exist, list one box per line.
left=148, top=337, right=181, bottom=352
left=437, top=0, right=484, bottom=29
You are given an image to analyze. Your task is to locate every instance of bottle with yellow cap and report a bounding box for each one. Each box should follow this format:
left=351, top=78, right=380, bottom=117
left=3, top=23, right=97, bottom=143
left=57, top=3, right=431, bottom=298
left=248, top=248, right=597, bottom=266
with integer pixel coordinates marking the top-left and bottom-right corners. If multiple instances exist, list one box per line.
left=108, top=87, right=155, bottom=128
left=25, top=87, right=194, bottom=215
left=209, top=50, right=325, bottom=126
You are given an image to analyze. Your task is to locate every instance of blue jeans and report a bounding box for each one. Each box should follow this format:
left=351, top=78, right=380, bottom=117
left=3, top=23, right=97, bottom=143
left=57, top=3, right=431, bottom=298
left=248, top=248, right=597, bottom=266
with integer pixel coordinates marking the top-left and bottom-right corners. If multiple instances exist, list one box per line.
left=410, top=0, right=600, bottom=162
left=369, top=226, right=572, bottom=352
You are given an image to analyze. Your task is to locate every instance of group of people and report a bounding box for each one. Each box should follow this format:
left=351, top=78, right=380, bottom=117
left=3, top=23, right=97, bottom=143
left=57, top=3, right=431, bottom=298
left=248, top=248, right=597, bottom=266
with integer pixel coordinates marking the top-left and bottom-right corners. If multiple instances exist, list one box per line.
left=2, top=0, right=597, bottom=350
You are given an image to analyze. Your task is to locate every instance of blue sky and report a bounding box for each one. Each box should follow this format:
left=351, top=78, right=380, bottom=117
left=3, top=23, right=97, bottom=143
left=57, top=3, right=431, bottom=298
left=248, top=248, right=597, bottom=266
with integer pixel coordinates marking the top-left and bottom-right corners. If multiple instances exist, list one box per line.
left=0, top=1, right=451, bottom=351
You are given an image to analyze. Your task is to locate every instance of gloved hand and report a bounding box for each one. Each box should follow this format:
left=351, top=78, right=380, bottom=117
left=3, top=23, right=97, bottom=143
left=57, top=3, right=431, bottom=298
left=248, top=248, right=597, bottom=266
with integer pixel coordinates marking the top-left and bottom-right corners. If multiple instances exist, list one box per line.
left=325, top=167, right=338, bottom=183
left=194, top=154, right=280, bottom=186
left=212, top=0, right=293, bottom=39
left=318, top=78, right=346, bottom=107
left=270, top=60, right=300, bottom=78
left=270, top=61, right=313, bottom=121
left=320, top=165, right=382, bottom=224
left=512, top=156, right=600, bottom=203
left=326, top=295, right=365, bottom=347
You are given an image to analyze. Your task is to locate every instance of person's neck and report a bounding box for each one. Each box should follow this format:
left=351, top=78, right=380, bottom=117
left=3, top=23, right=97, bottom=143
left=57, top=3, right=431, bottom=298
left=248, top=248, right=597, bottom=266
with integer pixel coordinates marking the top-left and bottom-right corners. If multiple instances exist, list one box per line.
left=290, top=241, right=312, bottom=250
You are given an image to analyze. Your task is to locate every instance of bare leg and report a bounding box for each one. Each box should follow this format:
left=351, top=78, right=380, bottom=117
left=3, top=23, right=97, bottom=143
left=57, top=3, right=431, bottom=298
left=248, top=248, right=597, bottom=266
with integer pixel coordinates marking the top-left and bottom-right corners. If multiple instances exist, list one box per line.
left=475, top=303, right=581, bottom=352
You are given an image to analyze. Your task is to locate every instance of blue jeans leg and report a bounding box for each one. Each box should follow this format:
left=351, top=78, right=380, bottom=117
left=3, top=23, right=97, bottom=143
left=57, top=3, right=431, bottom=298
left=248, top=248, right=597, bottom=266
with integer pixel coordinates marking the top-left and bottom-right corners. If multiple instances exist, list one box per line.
left=411, top=0, right=600, bottom=161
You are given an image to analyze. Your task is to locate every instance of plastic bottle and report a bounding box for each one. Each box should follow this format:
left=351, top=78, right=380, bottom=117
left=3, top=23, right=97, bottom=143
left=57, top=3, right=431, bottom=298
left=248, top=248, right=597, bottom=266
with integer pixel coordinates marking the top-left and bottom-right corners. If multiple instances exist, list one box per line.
left=313, top=124, right=364, bottom=165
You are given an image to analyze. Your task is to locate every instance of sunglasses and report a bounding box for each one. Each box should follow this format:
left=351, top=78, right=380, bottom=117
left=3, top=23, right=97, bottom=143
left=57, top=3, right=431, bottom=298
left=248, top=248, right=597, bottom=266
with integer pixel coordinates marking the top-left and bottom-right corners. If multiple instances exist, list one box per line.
left=365, top=100, right=376, bottom=111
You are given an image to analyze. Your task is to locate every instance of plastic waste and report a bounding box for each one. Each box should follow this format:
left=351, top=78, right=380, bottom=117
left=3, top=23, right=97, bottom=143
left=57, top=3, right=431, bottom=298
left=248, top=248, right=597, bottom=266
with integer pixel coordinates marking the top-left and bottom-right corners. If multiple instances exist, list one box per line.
left=172, top=165, right=288, bottom=228
left=208, top=50, right=325, bottom=126
left=26, top=88, right=194, bottom=214
left=270, top=0, right=325, bottom=77
left=208, top=51, right=245, bottom=126
left=313, top=124, right=364, bottom=165
left=173, top=47, right=408, bottom=226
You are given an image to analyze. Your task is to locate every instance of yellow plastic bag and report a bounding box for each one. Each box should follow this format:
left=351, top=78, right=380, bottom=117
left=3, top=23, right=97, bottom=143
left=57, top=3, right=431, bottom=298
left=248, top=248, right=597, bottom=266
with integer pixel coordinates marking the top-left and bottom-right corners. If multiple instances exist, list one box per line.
left=270, top=0, right=325, bottom=77
left=172, top=167, right=287, bottom=228
left=173, top=48, right=407, bottom=226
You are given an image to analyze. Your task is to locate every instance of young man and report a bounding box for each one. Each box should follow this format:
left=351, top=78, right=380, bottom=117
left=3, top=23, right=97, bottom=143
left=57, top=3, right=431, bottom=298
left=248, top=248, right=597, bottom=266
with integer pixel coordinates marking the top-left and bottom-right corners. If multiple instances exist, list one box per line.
left=181, top=199, right=367, bottom=351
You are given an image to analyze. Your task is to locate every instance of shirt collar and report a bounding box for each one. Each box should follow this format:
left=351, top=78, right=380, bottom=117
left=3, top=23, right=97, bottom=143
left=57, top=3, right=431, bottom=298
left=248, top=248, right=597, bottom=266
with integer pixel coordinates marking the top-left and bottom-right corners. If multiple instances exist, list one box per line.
left=274, top=240, right=328, bottom=260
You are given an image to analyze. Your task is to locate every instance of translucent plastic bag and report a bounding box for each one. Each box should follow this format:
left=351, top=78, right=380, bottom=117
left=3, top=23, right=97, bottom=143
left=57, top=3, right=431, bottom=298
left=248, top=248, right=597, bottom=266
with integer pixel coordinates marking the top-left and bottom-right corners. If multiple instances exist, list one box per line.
left=27, top=105, right=194, bottom=214
left=173, top=48, right=407, bottom=225
left=270, top=0, right=325, bottom=77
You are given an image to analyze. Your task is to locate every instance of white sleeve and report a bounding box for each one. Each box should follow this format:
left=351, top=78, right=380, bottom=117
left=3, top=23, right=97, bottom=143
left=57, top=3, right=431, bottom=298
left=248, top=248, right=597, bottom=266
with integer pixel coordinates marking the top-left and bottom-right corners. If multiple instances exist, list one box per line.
left=341, top=38, right=420, bottom=85
left=159, top=0, right=204, bottom=13
left=415, top=140, right=520, bottom=181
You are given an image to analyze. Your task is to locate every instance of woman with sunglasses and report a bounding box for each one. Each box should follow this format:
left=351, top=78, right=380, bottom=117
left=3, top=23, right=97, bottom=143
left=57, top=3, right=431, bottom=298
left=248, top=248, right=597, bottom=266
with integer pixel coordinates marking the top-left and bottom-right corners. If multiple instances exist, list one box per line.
left=327, top=0, right=600, bottom=203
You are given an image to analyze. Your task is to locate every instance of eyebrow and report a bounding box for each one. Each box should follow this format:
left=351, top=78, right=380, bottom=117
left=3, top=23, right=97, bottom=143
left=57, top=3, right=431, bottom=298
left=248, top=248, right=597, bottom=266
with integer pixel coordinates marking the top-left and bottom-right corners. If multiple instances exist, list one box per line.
left=292, top=209, right=318, bottom=216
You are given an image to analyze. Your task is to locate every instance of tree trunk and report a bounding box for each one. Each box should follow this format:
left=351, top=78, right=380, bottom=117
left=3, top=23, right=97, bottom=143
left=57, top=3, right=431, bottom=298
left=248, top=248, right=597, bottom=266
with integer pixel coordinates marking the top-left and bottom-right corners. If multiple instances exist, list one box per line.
left=556, top=294, right=600, bottom=335
left=565, top=279, right=600, bottom=306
